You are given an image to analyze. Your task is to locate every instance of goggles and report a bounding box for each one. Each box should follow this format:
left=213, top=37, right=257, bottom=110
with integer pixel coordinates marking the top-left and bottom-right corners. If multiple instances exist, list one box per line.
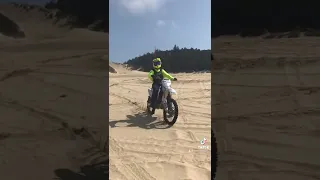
left=153, top=61, right=161, bottom=66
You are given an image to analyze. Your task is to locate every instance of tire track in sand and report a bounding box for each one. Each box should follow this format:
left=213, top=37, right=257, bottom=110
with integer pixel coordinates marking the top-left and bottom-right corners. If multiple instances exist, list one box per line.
left=109, top=73, right=211, bottom=180
left=109, top=138, right=157, bottom=180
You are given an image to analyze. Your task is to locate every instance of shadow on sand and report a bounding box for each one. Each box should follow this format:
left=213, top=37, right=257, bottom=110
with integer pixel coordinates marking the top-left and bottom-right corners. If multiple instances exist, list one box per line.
left=109, top=112, right=172, bottom=129
left=54, top=160, right=108, bottom=180
left=0, top=13, right=26, bottom=38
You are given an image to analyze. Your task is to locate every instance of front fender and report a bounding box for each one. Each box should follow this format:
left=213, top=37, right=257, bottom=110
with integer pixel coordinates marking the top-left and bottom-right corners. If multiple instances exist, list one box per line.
left=169, top=88, right=177, bottom=95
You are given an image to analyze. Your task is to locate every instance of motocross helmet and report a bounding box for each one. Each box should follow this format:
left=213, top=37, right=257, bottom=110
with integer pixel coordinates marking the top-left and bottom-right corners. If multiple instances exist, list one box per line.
left=153, top=58, right=162, bottom=69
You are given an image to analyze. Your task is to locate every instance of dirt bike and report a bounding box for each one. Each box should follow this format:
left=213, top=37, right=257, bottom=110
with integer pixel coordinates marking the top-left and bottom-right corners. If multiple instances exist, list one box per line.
left=147, top=79, right=179, bottom=125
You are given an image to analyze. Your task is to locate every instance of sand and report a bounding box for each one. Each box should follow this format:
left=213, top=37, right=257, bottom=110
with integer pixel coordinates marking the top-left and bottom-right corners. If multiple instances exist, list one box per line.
left=212, top=37, right=320, bottom=180
left=109, top=65, right=211, bottom=180
left=0, top=4, right=109, bottom=180
left=6, top=2, right=320, bottom=180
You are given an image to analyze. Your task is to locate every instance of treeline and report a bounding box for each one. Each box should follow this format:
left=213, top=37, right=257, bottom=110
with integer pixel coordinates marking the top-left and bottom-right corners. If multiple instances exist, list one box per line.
left=212, top=0, right=320, bottom=37
left=44, top=0, right=108, bottom=32
left=125, top=45, right=211, bottom=73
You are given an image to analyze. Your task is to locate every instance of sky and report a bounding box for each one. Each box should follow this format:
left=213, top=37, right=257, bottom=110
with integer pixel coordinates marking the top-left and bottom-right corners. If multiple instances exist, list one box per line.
left=110, top=0, right=211, bottom=62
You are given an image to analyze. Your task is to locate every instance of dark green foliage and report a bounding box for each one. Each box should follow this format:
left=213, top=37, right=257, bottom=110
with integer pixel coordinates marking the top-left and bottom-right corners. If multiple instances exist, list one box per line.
left=44, top=0, right=108, bottom=32
left=212, top=0, right=320, bottom=37
left=125, top=45, right=211, bottom=73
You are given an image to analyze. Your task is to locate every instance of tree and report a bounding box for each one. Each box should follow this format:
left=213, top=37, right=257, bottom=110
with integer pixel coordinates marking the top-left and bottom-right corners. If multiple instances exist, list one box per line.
left=44, top=0, right=108, bottom=32
left=173, top=44, right=180, bottom=51
left=125, top=47, right=211, bottom=73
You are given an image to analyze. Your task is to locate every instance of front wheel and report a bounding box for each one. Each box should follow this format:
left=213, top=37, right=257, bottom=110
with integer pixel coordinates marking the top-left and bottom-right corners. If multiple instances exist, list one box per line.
left=163, top=98, right=178, bottom=125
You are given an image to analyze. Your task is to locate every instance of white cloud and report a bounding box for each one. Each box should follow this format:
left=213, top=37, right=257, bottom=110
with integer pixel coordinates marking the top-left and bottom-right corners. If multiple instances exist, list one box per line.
left=171, top=20, right=178, bottom=29
left=118, top=0, right=169, bottom=14
left=156, top=20, right=166, bottom=27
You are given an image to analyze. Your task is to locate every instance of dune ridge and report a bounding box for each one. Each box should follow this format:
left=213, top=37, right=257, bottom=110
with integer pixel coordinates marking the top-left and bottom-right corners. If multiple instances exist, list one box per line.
left=0, top=3, right=109, bottom=179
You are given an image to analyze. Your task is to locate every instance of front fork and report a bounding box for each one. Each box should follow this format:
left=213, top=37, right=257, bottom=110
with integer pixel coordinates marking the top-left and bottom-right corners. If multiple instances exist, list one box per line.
left=162, top=89, right=170, bottom=111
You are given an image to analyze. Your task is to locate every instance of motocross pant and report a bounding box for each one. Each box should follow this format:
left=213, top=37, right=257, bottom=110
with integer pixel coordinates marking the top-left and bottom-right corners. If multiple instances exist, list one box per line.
left=151, top=82, right=162, bottom=110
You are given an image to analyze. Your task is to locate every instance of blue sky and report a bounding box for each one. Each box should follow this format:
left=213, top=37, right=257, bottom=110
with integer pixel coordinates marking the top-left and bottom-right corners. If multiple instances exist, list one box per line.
left=110, top=0, right=211, bottom=62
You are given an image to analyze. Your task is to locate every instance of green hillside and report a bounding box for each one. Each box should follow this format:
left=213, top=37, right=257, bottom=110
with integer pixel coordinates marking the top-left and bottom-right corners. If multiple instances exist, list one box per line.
left=125, top=45, right=211, bottom=73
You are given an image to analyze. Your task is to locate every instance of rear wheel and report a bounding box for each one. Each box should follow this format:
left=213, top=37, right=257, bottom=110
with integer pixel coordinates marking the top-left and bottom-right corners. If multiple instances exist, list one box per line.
left=163, top=98, right=178, bottom=125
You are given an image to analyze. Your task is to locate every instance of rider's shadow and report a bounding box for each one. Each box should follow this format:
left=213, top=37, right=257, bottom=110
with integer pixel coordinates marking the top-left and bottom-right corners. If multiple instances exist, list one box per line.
left=54, top=160, right=108, bottom=180
left=109, top=112, right=171, bottom=129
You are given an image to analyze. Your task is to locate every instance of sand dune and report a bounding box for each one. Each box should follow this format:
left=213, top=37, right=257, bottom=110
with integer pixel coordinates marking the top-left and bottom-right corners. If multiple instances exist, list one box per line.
left=109, top=65, right=211, bottom=180
left=213, top=37, right=320, bottom=180
left=0, top=3, right=108, bottom=180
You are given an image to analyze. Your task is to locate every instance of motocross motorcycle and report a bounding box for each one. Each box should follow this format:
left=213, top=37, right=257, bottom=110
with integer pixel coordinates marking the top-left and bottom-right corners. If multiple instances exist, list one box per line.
left=147, top=79, right=179, bottom=125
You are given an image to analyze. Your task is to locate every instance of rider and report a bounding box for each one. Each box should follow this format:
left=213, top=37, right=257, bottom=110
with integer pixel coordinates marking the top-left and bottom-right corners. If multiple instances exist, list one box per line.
left=148, top=58, right=177, bottom=114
